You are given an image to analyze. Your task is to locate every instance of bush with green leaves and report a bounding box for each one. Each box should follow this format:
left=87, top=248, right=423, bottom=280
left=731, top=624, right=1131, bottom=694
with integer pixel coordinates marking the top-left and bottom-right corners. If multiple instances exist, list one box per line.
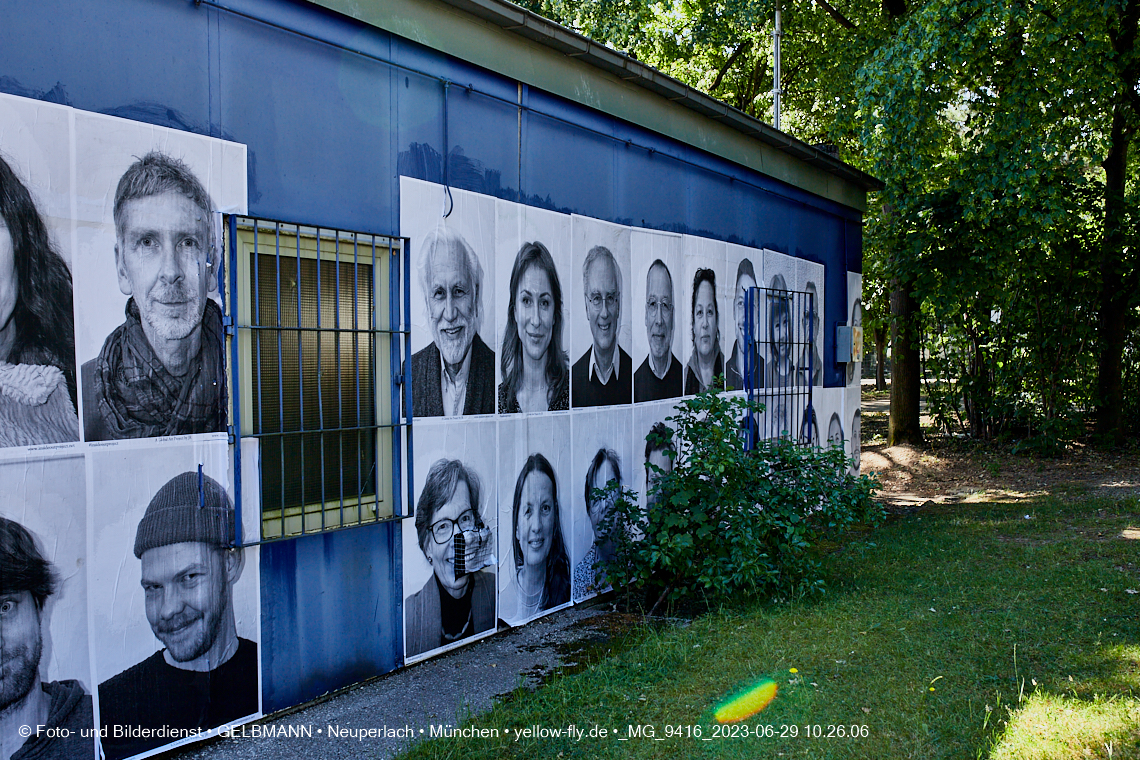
left=597, top=387, right=882, bottom=612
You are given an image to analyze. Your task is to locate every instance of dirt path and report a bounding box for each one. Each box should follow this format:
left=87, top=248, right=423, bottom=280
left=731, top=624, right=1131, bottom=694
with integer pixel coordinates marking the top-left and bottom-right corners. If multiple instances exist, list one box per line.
left=859, top=396, right=1140, bottom=511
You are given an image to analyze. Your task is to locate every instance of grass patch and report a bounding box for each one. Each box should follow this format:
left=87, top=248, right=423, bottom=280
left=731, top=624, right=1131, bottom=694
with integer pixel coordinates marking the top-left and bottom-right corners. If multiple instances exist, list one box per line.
left=989, top=692, right=1140, bottom=759
left=399, top=495, right=1140, bottom=759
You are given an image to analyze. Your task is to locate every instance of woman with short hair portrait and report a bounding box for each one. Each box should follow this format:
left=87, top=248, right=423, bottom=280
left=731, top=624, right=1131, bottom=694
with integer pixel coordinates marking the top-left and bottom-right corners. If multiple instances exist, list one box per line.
left=405, top=459, right=495, bottom=657
left=498, top=241, right=569, bottom=413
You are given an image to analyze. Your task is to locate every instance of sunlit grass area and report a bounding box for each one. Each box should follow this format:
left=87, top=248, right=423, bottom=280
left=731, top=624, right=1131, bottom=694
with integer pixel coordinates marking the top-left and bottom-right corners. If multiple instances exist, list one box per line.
left=989, top=692, right=1140, bottom=760
left=400, top=494, right=1140, bottom=759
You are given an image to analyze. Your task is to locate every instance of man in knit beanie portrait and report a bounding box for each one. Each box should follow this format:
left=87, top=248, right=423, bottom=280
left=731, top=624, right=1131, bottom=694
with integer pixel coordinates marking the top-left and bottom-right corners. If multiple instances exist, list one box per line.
left=97, top=470, right=257, bottom=760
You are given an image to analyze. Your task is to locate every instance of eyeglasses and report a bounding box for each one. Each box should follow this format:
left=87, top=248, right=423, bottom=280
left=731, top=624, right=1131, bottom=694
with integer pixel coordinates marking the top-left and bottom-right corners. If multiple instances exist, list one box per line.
left=587, top=292, right=618, bottom=311
left=645, top=297, right=673, bottom=318
left=430, top=509, right=479, bottom=544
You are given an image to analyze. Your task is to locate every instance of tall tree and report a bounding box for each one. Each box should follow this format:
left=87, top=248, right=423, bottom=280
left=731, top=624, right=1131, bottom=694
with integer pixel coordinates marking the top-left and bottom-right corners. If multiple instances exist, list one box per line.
left=519, top=0, right=1140, bottom=445
left=1095, top=0, right=1140, bottom=443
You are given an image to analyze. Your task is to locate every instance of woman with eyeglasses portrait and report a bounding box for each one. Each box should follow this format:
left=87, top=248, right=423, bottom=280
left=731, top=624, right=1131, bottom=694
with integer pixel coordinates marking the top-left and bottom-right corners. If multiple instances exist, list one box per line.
left=498, top=241, right=569, bottom=413
left=500, top=453, right=570, bottom=624
left=684, top=267, right=723, bottom=395
left=405, top=458, right=495, bottom=657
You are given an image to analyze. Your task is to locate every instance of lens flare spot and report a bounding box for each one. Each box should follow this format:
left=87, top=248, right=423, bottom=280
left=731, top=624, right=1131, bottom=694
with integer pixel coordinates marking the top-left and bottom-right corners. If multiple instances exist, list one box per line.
left=715, top=678, right=778, bottom=723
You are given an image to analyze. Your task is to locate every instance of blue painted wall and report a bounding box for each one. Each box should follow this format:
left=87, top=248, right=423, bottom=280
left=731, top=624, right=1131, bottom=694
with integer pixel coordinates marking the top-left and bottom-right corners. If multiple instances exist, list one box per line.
left=1, top=0, right=862, bottom=709
left=260, top=522, right=402, bottom=712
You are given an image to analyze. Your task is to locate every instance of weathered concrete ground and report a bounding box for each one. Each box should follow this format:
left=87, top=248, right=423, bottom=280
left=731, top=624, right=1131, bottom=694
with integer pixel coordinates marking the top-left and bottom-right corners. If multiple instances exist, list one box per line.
left=166, top=606, right=613, bottom=760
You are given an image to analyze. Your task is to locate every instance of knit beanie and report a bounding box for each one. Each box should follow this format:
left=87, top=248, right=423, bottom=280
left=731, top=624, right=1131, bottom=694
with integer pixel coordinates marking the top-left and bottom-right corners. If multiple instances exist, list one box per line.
left=133, top=471, right=235, bottom=558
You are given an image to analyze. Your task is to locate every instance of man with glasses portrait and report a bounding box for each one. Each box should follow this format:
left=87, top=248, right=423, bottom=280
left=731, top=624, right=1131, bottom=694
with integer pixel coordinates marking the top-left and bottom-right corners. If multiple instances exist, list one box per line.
left=634, top=260, right=682, bottom=401
left=572, top=246, right=632, bottom=407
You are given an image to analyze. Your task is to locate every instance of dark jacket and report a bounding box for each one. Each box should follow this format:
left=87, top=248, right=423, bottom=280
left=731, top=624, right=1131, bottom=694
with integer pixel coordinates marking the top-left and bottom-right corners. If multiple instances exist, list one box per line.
left=404, top=570, right=495, bottom=658
left=12, top=680, right=94, bottom=760
left=571, top=347, right=632, bottom=408
left=410, top=335, right=496, bottom=417
left=633, top=353, right=682, bottom=402
left=98, top=639, right=258, bottom=760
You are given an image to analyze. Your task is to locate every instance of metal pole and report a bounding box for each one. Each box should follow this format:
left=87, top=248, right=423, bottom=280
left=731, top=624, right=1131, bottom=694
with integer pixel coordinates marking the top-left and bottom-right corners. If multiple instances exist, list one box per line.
left=773, top=0, right=782, bottom=131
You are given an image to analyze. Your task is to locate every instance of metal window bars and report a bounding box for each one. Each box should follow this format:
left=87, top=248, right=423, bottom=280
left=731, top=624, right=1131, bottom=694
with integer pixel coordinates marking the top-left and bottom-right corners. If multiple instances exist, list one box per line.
left=224, top=216, right=413, bottom=542
left=742, top=285, right=817, bottom=450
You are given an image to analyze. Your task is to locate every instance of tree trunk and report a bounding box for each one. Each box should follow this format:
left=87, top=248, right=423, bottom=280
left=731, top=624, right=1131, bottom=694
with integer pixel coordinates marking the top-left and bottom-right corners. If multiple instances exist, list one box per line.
left=889, top=281, right=923, bottom=445
left=1094, top=104, right=1132, bottom=444
left=1094, top=0, right=1139, bottom=443
left=874, top=326, right=887, bottom=391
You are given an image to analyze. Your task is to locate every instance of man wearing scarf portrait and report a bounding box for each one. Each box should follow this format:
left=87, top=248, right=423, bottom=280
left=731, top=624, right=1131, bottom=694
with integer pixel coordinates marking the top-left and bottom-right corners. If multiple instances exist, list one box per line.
left=81, top=152, right=225, bottom=440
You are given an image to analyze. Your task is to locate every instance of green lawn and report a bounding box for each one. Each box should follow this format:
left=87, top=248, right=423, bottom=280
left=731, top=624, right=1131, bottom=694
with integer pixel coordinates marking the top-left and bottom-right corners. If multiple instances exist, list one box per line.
left=400, top=493, right=1140, bottom=760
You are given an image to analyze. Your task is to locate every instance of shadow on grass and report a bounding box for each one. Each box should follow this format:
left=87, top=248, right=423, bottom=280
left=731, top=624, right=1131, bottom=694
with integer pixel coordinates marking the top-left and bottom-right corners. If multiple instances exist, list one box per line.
left=399, top=494, right=1140, bottom=760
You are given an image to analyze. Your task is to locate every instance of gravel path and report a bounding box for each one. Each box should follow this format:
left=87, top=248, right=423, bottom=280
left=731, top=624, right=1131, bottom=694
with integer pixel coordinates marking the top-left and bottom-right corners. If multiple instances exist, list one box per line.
left=164, top=605, right=609, bottom=760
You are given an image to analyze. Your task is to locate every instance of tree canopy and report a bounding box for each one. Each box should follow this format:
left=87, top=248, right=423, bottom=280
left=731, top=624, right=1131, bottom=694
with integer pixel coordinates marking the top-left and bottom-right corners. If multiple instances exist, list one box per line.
left=519, top=0, right=1140, bottom=445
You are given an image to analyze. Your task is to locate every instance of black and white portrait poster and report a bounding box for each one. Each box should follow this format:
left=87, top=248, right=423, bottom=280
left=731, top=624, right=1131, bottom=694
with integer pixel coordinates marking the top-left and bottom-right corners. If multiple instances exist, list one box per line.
left=494, top=199, right=572, bottom=414
left=631, top=229, right=683, bottom=403
left=88, top=439, right=260, bottom=760
left=846, top=270, right=863, bottom=389
left=497, top=413, right=572, bottom=625
left=0, top=450, right=96, bottom=759
left=0, top=94, right=80, bottom=448
left=846, top=271, right=862, bottom=472
left=680, top=235, right=727, bottom=396
left=796, top=259, right=825, bottom=388
left=632, top=399, right=676, bottom=515
left=400, top=177, right=497, bottom=418
left=569, top=406, right=632, bottom=602
left=819, top=386, right=846, bottom=456
left=402, top=417, right=498, bottom=663
left=762, top=249, right=797, bottom=394
left=570, top=215, right=632, bottom=408
left=71, top=108, right=246, bottom=443
left=726, top=243, right=764, bottom=393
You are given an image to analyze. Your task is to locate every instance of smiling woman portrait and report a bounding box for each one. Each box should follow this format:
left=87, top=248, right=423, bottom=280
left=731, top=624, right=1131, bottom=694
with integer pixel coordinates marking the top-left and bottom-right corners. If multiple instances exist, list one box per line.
left=499, top=241, right=569, bottom=413
left=405, top=458, right=495, bottom=658
left=0, top=153, right=79, bottom=447
left=502, top=453, right=570, bottom=623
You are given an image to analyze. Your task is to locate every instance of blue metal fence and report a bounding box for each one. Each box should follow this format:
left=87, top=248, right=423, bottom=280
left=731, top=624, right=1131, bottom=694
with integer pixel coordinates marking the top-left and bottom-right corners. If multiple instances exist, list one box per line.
left=743, top=285, right=816, bottom=449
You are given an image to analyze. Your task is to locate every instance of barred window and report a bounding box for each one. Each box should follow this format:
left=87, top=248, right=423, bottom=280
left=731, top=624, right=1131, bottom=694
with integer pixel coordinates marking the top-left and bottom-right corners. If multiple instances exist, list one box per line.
left=229, top=220, right=396, bottom=539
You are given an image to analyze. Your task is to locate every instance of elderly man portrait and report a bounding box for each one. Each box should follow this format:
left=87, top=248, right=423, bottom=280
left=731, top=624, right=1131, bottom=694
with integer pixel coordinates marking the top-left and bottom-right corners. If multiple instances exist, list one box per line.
left=0, top=517, right=94, bottom=760
left=99, top=472, right=257, bottom=760
left=633, top=259, right=682, bottom=402
left=81, top=152, right=226, bottom=441
left=411, top=226, right=495, bottom=417
left=572, top=245, right=631, bottom=407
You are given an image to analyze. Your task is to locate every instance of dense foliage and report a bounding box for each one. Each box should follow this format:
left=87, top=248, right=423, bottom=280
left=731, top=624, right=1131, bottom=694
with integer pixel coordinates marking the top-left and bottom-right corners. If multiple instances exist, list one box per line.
left=518, top=0, right=1140, bottom=447
left=597, top=389, right=882, bottom=609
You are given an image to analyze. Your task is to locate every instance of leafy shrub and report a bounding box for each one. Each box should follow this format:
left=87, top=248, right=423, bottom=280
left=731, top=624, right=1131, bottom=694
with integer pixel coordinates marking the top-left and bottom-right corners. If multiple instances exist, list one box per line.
left=597, top=387, right=882, bottom=611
